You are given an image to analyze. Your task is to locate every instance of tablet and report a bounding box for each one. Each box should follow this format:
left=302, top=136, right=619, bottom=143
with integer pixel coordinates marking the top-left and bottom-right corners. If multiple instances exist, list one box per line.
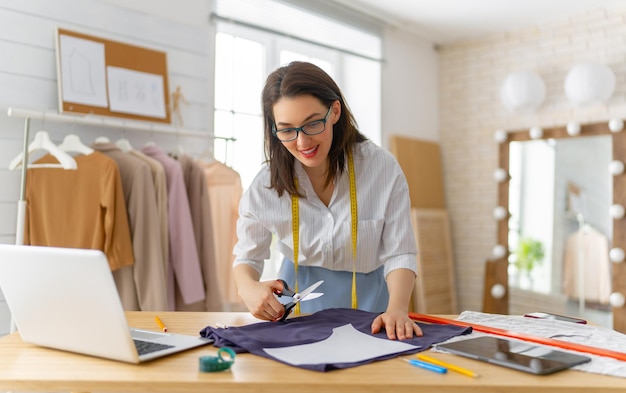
left=436, top=336, right=591, bottom=375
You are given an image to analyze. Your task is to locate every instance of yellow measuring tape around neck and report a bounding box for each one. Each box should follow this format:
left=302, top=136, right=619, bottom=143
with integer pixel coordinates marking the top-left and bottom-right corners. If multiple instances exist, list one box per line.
left=291, top=150, right=358, bottom=315
left=291, top=178, right=300, bottom=314
left=347, top=149, right=358, bottom=309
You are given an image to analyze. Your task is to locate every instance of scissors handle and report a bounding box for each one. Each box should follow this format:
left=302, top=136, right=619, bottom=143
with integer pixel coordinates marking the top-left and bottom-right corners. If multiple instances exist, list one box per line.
left=274, top=279, right=296, bottom=297
left=277, top=301, right=297, bottom=322
left=274, top=279, right=298, bottom=322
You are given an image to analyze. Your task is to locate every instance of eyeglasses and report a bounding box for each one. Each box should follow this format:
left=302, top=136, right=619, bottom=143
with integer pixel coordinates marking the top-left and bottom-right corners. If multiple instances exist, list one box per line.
left=272, top=107, right=332, bottom=142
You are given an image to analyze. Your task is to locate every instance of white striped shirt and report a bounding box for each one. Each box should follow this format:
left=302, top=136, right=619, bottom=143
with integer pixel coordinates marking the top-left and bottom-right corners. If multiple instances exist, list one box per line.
left=234, top=140, right=417, bottom=277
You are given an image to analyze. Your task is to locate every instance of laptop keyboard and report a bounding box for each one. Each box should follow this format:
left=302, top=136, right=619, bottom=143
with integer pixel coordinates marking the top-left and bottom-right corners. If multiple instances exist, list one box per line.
left=133, top=339, right=175, bottom=355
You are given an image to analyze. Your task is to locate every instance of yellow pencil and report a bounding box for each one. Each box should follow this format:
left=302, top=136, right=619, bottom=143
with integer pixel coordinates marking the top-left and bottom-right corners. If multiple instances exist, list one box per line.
left=416, top=354, right=480, bottom=378
left=154, top=315, right=168, bottom=332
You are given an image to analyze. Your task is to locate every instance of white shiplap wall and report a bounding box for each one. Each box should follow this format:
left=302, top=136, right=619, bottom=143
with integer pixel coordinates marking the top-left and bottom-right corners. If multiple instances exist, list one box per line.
left=0, top=0, right=215, bottom=336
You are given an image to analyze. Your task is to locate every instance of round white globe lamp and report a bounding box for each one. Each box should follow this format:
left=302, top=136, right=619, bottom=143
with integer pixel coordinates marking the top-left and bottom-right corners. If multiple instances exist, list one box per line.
left=500, top=71, right=546, bottom=112
left=564, top=63, right=616, bottom=105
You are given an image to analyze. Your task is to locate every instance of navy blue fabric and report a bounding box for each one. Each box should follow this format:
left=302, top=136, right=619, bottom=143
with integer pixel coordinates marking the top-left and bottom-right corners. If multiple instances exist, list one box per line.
left=199, top=308, right=472, bottom=372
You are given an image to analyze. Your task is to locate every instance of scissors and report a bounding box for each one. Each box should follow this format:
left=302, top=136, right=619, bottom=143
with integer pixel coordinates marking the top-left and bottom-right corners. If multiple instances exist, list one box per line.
left=274, top=279, right=324, bottom=322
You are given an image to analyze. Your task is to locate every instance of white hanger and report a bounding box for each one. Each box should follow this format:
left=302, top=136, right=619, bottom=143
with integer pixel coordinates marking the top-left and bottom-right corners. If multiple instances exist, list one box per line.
left=116, top=138, right=134, bottom=152
left=175, top=144, right=185, bottom=156
left=94, top=136, right=111, bottom=143
left=58, top=134, right=94, bottom=155
left=197, top=148, right=215, bottom=164
left=9, top=131, right=77, bottom=170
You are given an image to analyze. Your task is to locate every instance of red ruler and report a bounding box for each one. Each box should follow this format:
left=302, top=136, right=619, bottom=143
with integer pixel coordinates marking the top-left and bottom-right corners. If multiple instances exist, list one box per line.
left=410, top=313, right=626, bottom=362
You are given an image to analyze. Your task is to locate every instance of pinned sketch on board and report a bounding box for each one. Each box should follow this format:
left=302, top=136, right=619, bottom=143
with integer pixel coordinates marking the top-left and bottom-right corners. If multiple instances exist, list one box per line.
left=107, top=67, right=166, bottom=119
left=58, top=35, right=108, bottom=108
left=55, top=28, right=171, bottom=123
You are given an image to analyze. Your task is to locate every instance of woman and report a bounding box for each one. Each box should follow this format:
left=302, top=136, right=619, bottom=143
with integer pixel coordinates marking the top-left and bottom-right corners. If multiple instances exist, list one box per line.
left=233, top=61, right=422, bottom=340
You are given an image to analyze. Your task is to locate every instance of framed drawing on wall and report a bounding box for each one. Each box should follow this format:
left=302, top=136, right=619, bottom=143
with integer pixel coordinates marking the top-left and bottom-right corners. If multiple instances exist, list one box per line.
left=55, top=28, right=171, bottom=124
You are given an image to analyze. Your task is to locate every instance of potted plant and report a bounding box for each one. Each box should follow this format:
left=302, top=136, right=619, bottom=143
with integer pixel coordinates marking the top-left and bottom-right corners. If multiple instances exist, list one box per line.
left=512, top=237, right=545, bottom=286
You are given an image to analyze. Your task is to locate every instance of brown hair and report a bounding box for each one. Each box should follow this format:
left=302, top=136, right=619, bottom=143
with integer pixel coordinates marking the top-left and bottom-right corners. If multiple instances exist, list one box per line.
left=262, top=61, right=367, bottom=197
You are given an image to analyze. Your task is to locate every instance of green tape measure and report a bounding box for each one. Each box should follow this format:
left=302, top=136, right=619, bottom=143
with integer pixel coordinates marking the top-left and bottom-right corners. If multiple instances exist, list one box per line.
left=199, top=347, right=236, bottom=372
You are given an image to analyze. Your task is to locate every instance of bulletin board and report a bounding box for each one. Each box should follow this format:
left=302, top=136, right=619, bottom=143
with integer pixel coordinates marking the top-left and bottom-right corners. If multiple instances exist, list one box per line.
left=55, top=28, right=171, bottom=123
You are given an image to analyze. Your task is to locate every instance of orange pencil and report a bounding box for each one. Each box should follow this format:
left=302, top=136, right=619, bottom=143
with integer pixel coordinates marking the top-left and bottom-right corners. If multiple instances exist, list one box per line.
left=417, top=354, right=480, bottom=378
left=155, top=315, right=167, bottom=332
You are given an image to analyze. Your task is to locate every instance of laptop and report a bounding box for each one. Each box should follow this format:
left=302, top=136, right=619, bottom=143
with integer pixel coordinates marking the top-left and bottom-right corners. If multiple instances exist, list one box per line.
left=0, top=244, right=213, bottom=363
left=436, top=336, right=591, bottom=375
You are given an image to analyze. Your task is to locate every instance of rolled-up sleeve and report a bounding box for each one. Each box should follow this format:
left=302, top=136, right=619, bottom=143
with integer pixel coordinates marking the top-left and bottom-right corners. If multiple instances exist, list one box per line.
left=380, top=159, right=418, bottom=278
left=233, top=175, right=273, bottom=275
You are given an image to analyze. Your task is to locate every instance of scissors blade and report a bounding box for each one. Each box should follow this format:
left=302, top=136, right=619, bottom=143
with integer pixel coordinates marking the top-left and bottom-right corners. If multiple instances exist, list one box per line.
left=294, top=280, right=324, bottom=303
left=300, top=292, right=324, bottom=301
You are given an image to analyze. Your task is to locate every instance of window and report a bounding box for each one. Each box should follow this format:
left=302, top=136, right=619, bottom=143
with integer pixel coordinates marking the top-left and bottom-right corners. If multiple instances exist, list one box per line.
left=213, top=29, right=266, bottom=189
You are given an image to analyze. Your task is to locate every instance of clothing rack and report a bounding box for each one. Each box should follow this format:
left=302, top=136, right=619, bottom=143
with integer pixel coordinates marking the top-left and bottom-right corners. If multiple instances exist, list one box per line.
left=6, top=106, right=236, bottom=332
left=7, top=106, right=235, bottom=242
left=7, top=107, right=236, bottom=138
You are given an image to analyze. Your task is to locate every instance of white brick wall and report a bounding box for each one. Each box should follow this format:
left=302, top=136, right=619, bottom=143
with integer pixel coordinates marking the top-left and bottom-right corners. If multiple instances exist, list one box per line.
left=438, top=5, right=626, bottom=312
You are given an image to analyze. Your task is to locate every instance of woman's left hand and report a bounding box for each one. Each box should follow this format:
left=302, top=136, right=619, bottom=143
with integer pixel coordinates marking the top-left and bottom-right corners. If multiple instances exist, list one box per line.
left=371, top=309, right=423, bottom=340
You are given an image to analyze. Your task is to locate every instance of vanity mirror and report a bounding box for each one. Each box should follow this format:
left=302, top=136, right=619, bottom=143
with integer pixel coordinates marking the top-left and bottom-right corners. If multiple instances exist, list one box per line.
left=485, top=121, right=626, bottom=333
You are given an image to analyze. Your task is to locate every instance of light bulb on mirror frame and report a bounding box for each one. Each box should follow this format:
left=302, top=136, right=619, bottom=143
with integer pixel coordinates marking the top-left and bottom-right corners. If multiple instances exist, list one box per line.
left=566, top=122, right=581, bottom=136
left=610, top=204, right=625, bottom=220
left=493, top=206, right=508, bottom=221
left=494, top=129, right=507, bottom=143
left=609, top=160, right=625, bottom=176
left=610, top=292, right=626, bottom=308
left=529, top=126, right=543, bottom=139
left=609, top=118, right=624, bottom=133
left=491, top=283, right=506, bottom=299
left=609, top=247, right=625, bottom=263
left=492, top=244, right=507, bottom=259
left=494, top=168, right=508, bottom=182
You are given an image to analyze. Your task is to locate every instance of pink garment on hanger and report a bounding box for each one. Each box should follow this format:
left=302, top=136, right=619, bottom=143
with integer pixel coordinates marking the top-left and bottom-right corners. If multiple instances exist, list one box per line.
left=142, top=145, right=205, bottom=310
left=562, top=226, right=611, bottom=304
left=198, top=160, right=244, bottom=311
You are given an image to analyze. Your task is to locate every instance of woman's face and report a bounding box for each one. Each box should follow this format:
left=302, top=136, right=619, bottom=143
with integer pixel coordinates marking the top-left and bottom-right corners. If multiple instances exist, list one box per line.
left=272, top=95, right=339, bottom=175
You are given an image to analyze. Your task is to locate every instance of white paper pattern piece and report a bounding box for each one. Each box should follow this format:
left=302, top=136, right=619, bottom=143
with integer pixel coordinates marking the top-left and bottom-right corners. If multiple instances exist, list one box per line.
left=434, top=311, right=626, bottom=378
left=59, top=35, right=108, bottom=107
left=263, top=324, right=419, bottom=366
left=107, top=66, right=166, bottom=119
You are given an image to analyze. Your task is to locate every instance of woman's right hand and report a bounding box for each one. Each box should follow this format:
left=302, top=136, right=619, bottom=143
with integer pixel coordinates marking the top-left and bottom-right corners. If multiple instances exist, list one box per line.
left=238, top=279, right=286, bottom=321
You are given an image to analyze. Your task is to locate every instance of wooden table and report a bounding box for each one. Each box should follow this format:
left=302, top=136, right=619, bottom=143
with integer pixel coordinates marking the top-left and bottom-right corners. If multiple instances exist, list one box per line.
left=0, top=312, right=623, bottom=392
